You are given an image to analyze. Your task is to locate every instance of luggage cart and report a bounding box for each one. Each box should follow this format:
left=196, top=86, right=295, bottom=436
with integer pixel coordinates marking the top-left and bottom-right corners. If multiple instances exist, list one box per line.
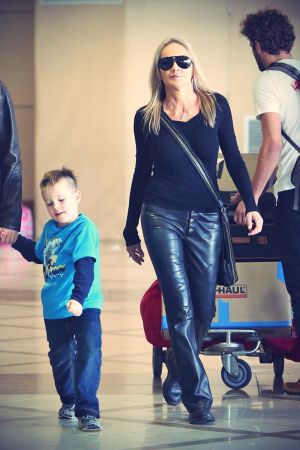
left=151, top=257, right=292, bottom=389
left=151, top=331, right=290, bottom=389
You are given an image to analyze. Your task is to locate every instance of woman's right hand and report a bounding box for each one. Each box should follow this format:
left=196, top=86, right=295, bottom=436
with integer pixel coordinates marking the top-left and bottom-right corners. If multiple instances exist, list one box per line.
left=126, top=243, right=145, bottom=265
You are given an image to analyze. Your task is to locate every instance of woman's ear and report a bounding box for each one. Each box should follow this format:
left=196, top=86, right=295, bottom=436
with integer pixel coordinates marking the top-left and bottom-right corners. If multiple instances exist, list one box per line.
left=191, top=66, right=195, bottom=83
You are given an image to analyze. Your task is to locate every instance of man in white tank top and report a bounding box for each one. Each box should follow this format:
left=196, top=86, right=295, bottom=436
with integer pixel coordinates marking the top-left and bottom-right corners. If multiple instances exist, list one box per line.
left=236, top=8, right=300, bottom=394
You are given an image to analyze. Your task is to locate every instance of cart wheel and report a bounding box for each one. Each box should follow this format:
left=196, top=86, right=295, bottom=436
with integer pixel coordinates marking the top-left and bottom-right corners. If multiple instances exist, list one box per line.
left=273, top=355, right=284, bottom=378
left=221, top=358, right=252, bottom=389
left=152, top=347, right=165, bottom=378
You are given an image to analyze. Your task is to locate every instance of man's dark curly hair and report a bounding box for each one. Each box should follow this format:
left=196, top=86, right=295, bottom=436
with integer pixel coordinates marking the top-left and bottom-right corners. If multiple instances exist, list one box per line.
left=240, top=8, right=295, bottom=54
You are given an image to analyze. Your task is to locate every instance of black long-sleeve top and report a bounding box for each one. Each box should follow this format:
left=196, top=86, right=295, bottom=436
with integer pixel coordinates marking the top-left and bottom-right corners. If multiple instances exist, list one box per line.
left=12, top=234, right=94, bottom=305
left=123, top=94, right=257, bottom=246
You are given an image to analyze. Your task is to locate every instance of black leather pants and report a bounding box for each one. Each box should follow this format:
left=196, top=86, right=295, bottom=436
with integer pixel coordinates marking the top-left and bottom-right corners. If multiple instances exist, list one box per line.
left=141, top=203, right=221, bottom=413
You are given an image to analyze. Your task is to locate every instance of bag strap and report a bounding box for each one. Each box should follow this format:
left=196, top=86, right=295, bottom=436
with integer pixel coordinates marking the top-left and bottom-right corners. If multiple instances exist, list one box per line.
left=160, top=111, right=224, bottom=211
left=281, top=130, right=300, bottom=154
left=267, top=62, right=300, bottom=154
left=267, top=62, right=300, bottom=81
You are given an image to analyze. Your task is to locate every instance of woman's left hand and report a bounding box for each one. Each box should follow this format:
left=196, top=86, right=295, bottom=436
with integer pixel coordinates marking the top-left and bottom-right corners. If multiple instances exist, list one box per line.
left=245, top=211, right=263, bottom=236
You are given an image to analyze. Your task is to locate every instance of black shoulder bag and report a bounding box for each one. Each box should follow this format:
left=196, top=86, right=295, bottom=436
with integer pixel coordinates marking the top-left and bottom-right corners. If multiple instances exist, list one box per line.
left=160, top=111, right=238, bottom=287
left=267, top=62, right=300, bottom=210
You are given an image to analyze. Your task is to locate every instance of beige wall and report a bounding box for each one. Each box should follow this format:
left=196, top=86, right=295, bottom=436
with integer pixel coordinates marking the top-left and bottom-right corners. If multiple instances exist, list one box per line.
left=35, top=2, right=125, bottom=237
left=0, top=0, right=35, bottom=203
left=2, top=0, right=299, bottom=239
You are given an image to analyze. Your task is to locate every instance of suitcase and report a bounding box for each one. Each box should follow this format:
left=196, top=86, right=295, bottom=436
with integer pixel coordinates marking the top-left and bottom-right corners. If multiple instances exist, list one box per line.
left=230, top=223, right=280, bottom=262
left=222, top=190, right=280, bottom=262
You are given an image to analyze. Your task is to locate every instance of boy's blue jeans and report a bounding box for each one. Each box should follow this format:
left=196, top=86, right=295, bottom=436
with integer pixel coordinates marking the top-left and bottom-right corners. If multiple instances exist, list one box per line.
left=44, top=308, right=102, bottom=418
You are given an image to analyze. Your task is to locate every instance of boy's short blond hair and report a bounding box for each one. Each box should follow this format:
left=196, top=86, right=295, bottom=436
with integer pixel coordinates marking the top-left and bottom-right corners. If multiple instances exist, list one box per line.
left=40, top=167, right=78, bottom=190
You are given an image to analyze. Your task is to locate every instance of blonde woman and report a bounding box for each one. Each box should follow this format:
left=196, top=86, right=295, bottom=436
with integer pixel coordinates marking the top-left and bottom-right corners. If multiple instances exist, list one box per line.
left=123, top=38, right=262, bottom=425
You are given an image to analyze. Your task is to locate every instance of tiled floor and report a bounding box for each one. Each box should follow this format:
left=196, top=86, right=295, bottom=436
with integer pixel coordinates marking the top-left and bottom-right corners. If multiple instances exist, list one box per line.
left=0, top=243, right=299, bottom=450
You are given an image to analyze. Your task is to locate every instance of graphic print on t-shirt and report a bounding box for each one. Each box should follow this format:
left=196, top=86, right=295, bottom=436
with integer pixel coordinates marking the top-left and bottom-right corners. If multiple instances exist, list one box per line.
left=43, top=237, right=65, bottom=279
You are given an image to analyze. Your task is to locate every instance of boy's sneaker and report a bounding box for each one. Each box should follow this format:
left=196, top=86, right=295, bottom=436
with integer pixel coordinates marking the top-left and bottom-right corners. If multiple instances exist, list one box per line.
left=78, top=415, right=102, bottom=432
left=58, top=404, right=75, bottom=420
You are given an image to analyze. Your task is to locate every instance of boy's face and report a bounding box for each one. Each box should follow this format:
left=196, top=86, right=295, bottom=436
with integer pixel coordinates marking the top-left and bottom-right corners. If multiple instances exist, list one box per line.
left=41, top=178, right=81, bottom=226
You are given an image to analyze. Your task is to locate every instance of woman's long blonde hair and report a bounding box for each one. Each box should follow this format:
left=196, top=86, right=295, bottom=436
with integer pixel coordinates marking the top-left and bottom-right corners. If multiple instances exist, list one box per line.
left=142, top=37, right=216, bottom=135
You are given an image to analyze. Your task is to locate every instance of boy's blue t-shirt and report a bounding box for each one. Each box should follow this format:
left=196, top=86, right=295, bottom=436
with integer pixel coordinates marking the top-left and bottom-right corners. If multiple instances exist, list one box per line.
left=35, top=213, right=103, bottom=319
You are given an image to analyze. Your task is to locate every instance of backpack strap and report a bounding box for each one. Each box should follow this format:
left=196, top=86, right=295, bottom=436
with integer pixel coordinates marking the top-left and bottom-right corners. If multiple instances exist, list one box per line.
left=281, top=130, right=300, bottom=154
left=267, top=62, right=300, bottom=81
left=266, top=62, right=300, bottom=154
left=267, top=62, right=300, bottom=210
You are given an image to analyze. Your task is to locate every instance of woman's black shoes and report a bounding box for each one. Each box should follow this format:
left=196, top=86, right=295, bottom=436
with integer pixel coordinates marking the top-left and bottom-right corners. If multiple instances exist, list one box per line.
left=162, top=376, right=182, bottom=405
left=162, top=350, right=215, bottom=426
left=162, top=350, right=182, bottom=406
left=189, top=409, right=215, bottom=425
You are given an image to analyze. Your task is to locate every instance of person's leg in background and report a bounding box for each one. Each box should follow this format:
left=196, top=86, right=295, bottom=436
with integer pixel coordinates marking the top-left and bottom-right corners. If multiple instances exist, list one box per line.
left=276, top=189, right=300, bottom=394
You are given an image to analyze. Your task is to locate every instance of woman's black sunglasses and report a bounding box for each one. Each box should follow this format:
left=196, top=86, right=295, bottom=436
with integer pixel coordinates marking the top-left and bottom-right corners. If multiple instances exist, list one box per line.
left=158, top=55, right=192, bottom=71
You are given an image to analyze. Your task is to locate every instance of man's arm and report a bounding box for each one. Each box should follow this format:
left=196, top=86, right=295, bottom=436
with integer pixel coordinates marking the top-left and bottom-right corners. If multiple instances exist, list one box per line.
left=234, top=112, right=282, bottom=224
left=252, top=112, right=283, bottom=202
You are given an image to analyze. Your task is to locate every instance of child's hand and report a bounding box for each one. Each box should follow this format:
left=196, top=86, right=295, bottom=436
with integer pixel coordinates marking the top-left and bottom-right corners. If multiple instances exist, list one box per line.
left=66, top=299, right=83, bottom=316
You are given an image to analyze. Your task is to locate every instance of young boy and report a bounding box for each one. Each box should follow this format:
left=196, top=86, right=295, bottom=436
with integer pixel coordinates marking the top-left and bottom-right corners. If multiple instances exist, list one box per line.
left=10, top=168, right=103, bottom=432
